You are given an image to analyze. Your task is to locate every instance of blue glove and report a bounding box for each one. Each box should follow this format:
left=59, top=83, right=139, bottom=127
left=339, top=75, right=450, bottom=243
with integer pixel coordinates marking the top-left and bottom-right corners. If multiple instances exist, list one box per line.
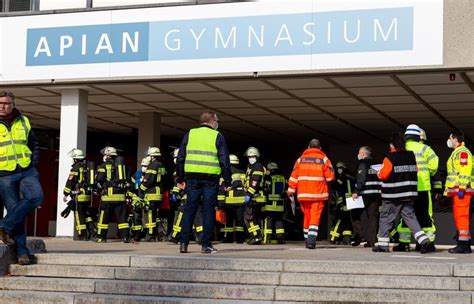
left=170, top=194, right=177, bottom=204
left=244, top=195, right=251, bottom=204
left=458, top=191, right=465, bottom=199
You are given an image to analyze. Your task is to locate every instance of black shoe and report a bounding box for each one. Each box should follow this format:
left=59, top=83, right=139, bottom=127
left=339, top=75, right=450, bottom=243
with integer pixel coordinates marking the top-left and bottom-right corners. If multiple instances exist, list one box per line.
left=17, top=255, right=31, bottom=266
left=329, top=240, right=337, bottom=245
left=372, top=245, right=389, bottom=252
left=448, top=241, right=472, bottom=254
left=201, top=246, right=218, bottom=254
left=392, top=243, right=411, bottom=252
left=427, top=242, right=436, bottom=253
left=419, top=240, right=432, bottom=254
left=247, top=236, right=263, bottom=245
left=364, top=242, right=373, bottom=248
left=179, top=243, right=188, bottom=253
left=306, top=243, right=316, bottom=249
left=122, top=238, right=131, bottom=243
left=351, top=238, right=361, bottom=247
left=0, top=228, right=15, bottom=246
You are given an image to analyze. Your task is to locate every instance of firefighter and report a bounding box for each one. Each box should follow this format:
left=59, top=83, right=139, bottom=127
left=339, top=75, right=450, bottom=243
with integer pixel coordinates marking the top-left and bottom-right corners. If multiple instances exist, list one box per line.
left=62, top=148, right=96, bottom=241
left=219, top=154, right=246, bottom=243
left=243, top=146, right=266, bottom=245
left=130, top=156, right=151, bottom=242
left=288, top=139, right=335, bottom=249
left=138, top=147, right=166, bottom=241
left=351, top=146, right=382, bottom=248
left=95, top=146, right=130, bottom=243
left=329, top=162, right=355, bottom=245
left=393, top=124, right=438, bottom=252
left=262, top=162, right=286, bottom=244
left=169, top=148, right=203, bottom=244
left=373, top=132, right=431, bottom=253
left=444, top=130, right=472, bottom=254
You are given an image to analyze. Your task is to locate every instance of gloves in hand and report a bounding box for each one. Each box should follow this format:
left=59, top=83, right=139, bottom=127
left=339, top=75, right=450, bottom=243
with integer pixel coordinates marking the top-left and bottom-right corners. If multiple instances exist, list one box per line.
left=458, top=191, right=465, bottom=199
left=170, top=193, right=177, bottom=204
left=63, top=196, right=68, bottom=203
left=244, top=195, right=252, bottom=204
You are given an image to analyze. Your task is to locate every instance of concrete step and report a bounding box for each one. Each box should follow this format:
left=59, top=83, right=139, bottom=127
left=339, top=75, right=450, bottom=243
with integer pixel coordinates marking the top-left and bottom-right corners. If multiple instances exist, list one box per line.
left=10, top=264, right=468, bottom=291
left=0, top=239, right=46, bottom=275
left=0, top=290, right=282, bottom=304
left=34, top=253, right=474, bottom=278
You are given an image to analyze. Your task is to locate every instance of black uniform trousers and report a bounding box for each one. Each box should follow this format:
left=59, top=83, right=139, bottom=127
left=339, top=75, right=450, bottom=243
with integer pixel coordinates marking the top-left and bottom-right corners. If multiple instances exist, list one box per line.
left=351, top=195, right=381, bottom=245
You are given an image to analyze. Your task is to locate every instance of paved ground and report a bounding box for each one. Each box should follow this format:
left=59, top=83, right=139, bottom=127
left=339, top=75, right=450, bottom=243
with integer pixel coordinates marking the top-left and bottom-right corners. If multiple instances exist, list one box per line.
left=35, top=237, right=474, bottom=264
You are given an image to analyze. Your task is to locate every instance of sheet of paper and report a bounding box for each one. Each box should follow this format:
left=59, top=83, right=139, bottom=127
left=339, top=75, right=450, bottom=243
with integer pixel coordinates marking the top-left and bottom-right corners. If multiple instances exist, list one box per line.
left=370, top=164, right=382, bottom=172
left=346, top=196, right=365, bottom=210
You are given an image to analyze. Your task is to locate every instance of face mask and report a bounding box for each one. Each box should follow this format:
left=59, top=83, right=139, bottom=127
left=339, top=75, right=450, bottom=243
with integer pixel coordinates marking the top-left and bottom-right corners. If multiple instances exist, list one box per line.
left=141, top=166, right=147, bottom=173
left=248, top=157, right=257, bottom=165
left=214, top=122, right=219, bottom=130
left=447, top=139, right=453, bottom=149
left=337, top=168, right=343, bottom=174
left=102, top=156, right=108, bottom=162
left=173, top=157, right=177, bottom=164
left=357, top=155, right=362, bottom=160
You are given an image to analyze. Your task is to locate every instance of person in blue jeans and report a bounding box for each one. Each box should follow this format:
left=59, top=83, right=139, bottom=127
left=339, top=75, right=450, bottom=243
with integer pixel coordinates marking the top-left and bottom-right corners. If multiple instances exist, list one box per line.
left=0, top=90, right=43, bottom=265
left=176, top=111, right=232, bottom=254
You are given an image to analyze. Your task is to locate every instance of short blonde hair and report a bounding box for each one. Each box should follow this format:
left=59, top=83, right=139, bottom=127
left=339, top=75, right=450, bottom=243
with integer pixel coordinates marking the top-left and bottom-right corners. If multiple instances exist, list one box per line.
left=200, top=111, right=217, bottom=124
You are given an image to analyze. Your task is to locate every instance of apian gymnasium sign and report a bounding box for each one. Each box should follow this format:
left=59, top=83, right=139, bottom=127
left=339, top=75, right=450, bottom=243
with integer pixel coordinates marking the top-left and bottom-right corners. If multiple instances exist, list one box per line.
left=26, top=7, right=413, bottom=66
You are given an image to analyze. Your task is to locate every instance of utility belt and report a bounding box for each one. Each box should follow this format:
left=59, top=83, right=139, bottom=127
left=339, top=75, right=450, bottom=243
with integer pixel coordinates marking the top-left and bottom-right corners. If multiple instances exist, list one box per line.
left=101, top=187, right=126, bottom=202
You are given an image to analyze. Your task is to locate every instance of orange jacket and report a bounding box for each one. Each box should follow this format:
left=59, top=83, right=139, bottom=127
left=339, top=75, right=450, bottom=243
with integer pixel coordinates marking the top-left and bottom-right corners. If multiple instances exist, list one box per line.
left=287, top=148, right=335, bottom=201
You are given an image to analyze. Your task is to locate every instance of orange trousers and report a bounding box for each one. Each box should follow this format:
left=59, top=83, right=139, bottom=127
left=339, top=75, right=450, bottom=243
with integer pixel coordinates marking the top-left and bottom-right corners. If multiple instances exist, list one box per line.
left=452, top=195, right=471, bottom=241
left=300, top=200, right=325, bottom=229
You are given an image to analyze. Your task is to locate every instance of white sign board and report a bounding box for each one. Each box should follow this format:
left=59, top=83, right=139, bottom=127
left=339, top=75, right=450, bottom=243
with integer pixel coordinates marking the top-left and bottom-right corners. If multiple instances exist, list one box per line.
left=0, top=0, right=443, bottom=83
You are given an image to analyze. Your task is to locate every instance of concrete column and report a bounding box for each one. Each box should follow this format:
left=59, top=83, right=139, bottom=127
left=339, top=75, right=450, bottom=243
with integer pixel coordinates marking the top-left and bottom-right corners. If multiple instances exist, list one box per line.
left=55, top=89, right=88, bottom=237
left=137, top=112, right=161, bottom=165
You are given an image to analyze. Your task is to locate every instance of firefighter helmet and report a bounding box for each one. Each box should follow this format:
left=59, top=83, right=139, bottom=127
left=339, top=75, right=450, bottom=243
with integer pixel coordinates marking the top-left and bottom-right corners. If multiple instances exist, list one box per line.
left=100, top=146, right=118, bottom=156
left=267, top=162, right=278, bottom=170
left=420, top=128, right=427, bottom=141
left=336, top=161, right=347, bottom=169
left=67, top=148, right=84, bottom=160
left=141, top=156, right=151, bottom=167
left=147, top=146, right=161, bottom=157
left=229, top=154, right=239, bottom=165
left=244, top=146, right=260, bottom=157
left=404, top=124, right=422, bottom=136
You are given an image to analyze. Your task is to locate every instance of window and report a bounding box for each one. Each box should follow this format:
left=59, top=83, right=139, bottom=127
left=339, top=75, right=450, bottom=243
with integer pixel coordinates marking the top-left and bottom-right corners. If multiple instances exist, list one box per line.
left=1, top=0, right=35, bottom=12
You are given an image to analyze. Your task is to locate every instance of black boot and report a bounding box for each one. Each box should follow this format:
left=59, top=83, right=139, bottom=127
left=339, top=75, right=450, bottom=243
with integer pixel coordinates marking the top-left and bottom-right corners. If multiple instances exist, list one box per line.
left=392, top=243, right=410, bottom=252
left=419, top=240, right=432, bottom=254
left=372, top=245, right=389, bottom=252
left=448, top=240, right=472, bottom=254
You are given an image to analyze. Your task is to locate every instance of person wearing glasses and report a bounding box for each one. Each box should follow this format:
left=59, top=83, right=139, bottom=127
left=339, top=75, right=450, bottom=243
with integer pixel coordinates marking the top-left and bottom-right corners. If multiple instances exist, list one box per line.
left=0, top=90, right=43, bottom=265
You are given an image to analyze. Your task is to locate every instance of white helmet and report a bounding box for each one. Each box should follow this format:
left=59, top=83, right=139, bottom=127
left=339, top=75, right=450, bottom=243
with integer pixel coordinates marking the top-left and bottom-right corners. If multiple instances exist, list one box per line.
left=147, top=146, right=161, bottom=157
left=404, top=124, right=422, bottom=137
left=229, top=154, right=239, bottom=165
left=420, top=128, right=427, bottom=141
left=67, top=148, right=84, bottom=160
left=244, top=146, right=260, bottom=157
left=267, top=162, right=278, bottom=170
left=141, top=156, right=151, bottom=167
left=100, top=146, right=118, bottom=156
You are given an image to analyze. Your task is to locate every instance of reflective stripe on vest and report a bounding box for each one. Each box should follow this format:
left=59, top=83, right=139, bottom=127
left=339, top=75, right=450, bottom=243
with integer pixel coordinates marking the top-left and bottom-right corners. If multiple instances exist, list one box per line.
left=381, top=151, right=418, bottom=201
left=406, top=141, right=437, bottom=191
left=184, top=127, right=221, bottom=175
left=0, top=116, right=32, bottom=171
left=445, top=144, right=474, bottom=195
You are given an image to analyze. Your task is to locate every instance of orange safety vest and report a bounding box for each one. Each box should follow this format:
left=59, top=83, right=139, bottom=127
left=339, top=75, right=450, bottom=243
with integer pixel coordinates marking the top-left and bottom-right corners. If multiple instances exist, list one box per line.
left=288, top=148, right=335, bottom=201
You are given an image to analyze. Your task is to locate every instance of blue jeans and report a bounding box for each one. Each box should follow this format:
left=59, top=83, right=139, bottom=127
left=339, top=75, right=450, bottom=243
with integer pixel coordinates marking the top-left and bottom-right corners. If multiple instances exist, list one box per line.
left=181, top=179, right=218, bottom=248
left=0, top=167, right=44, bottom=256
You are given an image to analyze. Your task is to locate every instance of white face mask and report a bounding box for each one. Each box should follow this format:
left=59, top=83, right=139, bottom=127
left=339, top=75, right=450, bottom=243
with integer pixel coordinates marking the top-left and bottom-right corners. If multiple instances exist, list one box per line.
left=248, top=157, right=257, bottom=165
left=214, top=122, right=219, bottom=130
left=447, top=139, right=453, bottom=149
left=141, top=166, right=147, bottom=173
left=173, top=157, right=177, bottom=164
left=102, top=156, right=108, bottom=162
left=357, top=155, right=362, bottom=160
left=337, top=168, right=343, bottom=174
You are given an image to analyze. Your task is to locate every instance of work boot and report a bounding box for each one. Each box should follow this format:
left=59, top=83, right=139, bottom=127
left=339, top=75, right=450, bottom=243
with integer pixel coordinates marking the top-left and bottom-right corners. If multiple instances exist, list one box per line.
left=17, top=255, right=31, bottom=266
left=305, top=242, right=316, bottom=249
left=448, top=240, right=472, bottom=254
left=419, top=240, right=432, bottom=254
left=364, top=242, right=373, bottom=248
left=201, top=246, right=218, bottom=254
left=122, top=238, right=131, bottom=243
left=247, top=235, right=263, bottom=245
left=392, top=243, right=411, bottom=252
left=95, top=237, right=106, bottom=243
left=0, top=228, right=15, bottom=246
left=179, top=243, right=188, bottom=253
left=372, top=245, right=389, bottom=252
left=277, top=238, right=286, bottom=245
left=342, top=235, right=351, bottom=245
left=74, top=234, right=87, bottom=241
left=351, top=237, right=361, bottom=247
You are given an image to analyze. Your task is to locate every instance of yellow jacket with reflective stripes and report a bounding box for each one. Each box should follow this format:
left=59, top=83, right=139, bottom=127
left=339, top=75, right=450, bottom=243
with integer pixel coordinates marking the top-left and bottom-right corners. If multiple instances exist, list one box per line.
left=444, top=143, right=474, bottom=196
left=0, top=115, right=32, bottom=171
left=405, top=140, right=438, bottom=191
left=184, top=127, right=221, bottom=175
